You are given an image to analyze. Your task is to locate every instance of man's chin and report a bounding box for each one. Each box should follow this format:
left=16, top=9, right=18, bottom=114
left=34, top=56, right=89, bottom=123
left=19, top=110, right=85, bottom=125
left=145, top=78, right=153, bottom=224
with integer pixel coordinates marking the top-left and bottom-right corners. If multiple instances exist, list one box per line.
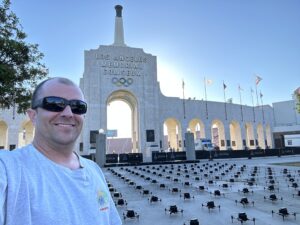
left=55, top=137, right=78, bottom=146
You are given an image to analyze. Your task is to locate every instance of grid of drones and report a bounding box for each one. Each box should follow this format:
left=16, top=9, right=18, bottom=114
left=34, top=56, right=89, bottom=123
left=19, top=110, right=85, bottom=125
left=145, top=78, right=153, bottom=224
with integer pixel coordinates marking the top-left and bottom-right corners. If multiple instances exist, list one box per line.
left=104, top=157, right=300, bottom=225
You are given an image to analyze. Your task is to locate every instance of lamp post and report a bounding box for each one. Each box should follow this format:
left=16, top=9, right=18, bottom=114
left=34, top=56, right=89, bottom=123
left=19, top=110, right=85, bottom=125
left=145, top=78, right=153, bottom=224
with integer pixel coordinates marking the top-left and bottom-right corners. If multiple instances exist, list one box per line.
left=96, top=129, right=106, bottom=167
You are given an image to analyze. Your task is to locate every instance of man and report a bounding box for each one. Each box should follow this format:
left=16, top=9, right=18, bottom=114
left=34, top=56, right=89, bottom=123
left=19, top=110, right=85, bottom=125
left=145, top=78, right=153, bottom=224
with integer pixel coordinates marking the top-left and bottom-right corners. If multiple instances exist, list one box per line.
left=0, top=77, right=122, bottom=225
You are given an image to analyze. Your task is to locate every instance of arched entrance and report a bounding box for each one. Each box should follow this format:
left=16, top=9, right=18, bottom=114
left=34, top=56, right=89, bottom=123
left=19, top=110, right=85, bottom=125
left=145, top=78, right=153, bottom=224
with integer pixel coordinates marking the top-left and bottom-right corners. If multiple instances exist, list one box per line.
left=245, top=123, right=254, bottom=149
left=188, top=118, right=205, bottom=139
left=164, top=118, right=182, bottom=151
left=0, top=121, right=8, bottom=149
left=106, top=90, right=139, bottom=153
left=229, top=121, right=242, bottom=150
left=18, top=120, right=34, bottom=147
left=211, top=119, right=226, bottom=150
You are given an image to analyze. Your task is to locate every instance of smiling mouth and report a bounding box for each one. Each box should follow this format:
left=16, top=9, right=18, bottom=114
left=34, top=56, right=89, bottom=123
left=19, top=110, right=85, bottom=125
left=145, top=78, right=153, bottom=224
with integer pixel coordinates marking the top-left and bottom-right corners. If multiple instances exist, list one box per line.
left=55, top=123, right=75, bottom=127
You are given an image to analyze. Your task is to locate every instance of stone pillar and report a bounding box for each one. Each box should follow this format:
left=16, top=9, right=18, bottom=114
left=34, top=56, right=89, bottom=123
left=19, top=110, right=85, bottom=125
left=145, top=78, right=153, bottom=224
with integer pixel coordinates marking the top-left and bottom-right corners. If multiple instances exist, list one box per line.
left=185, top=132, right=195, bottom=160
left=96, top=133, right=106, bottom=167
left=113, top=5, right=126, bottom=46
left=132, top=131, right=137, bottom=153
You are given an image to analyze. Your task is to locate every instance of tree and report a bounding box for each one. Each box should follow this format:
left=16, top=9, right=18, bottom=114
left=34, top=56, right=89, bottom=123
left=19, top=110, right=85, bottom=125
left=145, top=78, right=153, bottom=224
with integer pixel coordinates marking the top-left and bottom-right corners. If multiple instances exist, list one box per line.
left=0, top=0, right=48, bottom=114
left=295, top=88, right=300, bottom=113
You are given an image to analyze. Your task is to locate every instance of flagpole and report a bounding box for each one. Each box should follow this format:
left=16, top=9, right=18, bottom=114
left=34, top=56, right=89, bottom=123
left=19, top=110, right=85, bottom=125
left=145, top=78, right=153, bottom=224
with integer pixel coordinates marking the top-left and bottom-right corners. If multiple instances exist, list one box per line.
left=204, top=77, right=208, bottom=119
left=182, top=79, right=186, bottom=119
left=238, top=85, right=243, bottom=121
left=251, top=88, right=255, bottom=122
left=260, top=91, right=265, bottom=124
left=255, top=75, right=262, bottom=106
left=255, top=85, right=260, bottom=106
left=223, top=81, right=227, bottom=120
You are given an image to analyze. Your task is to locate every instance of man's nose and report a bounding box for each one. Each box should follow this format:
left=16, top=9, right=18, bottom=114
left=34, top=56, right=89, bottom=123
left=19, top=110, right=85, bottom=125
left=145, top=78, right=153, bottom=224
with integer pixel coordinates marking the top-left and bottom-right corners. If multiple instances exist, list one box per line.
left=60, top=105, right=73, bottom=116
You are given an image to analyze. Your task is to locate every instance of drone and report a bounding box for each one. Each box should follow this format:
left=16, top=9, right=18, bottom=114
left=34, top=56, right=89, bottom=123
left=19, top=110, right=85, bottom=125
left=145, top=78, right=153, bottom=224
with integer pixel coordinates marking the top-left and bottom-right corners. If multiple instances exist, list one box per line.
left=165, top=205, right=183, bottom=215
left=123, top=209, right=139, bottom=220
left=271, top=207, right=297, bottom=221
left=231, top=212, right=255, bottom=224
left=235, top=197, right=254, bottom=207
left=180, top=192, right=195, bottom=200
left=210, top=189, right=225, bottom=197
left=264, top=194, right=283, bottom=202
left=115, top=198, right=127, bottom=207
left=238, top=187, right=253, bottom=195
left=201, top=201, right=220, bottom=212
left=148, top=195, right=162, bottom=203
left=183, top=218, right=200, bottom=225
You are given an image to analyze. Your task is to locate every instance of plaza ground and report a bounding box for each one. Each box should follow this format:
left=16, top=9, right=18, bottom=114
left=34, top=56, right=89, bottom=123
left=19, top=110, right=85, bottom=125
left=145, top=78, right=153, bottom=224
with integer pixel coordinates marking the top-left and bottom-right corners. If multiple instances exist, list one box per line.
left=103, top=155, right=300, bottom=225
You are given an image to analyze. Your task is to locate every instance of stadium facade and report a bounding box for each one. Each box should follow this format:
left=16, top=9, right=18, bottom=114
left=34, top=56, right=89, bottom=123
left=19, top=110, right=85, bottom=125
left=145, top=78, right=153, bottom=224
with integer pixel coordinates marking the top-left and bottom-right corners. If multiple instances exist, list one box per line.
left=1, top=5, right=299, bottom=159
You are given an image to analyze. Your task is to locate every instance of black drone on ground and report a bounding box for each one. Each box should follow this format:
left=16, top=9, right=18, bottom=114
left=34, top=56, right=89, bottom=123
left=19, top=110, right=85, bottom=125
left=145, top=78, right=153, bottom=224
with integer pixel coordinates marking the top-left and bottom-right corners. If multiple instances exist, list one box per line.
left=165, top=205, right=183, bottom=215
left=148, top=195, right=162, bottom=203
left=123, top=209, right=139, bottom=220
left=180, top=192, right=195, bottom=200
left=201, top=201, right=220, bottom=212
left=210, top=189, right=225, bottom=197
left=115, top=198, right=127, bottom=207
left=238, top=187, right=253, bottom=195
left=231, top=212, right=255, bottom=224
left=183, top=218, right=200, bottom=225
left=264, top=194, right=283, bottom=202
left=235, top=197, right=254, bottom=207
left=271, top=207, right=297, bottom=221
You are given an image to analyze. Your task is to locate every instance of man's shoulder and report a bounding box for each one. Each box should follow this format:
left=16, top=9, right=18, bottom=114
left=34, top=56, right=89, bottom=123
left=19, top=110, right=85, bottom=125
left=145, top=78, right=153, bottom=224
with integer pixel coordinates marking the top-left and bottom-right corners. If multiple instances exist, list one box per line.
left=0, top=145, right=32, bottom=164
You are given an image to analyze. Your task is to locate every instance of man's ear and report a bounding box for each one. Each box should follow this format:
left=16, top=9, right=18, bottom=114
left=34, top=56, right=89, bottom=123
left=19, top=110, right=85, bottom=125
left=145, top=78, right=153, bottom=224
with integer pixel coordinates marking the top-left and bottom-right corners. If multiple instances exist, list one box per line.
left=27, top=109, right=37, bottom=125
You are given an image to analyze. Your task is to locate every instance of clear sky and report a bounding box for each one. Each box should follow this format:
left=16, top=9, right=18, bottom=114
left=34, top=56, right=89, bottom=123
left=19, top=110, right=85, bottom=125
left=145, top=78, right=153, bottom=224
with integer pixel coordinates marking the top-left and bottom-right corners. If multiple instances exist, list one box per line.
left=11, top=0, right=300, bottom=105
left=11, top=0, right=300, bottom=136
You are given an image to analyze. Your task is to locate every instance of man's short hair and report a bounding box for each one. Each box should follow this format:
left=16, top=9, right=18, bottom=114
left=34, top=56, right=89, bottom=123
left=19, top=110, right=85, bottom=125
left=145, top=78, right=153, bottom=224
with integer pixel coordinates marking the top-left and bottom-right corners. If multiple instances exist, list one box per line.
left=31, top=77, right=77, bottom=109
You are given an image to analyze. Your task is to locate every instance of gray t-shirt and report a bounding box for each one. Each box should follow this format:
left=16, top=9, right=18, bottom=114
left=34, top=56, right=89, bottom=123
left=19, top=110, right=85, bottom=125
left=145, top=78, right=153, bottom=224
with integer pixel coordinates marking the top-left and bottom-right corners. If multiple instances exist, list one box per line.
left=0, top=144, right=122, bottom=225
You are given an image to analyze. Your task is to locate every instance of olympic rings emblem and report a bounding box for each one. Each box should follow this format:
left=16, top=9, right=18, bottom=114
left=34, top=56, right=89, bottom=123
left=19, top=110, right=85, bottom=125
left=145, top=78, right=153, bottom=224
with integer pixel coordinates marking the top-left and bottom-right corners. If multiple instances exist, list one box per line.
left=112, top=77, right=133, bottom=87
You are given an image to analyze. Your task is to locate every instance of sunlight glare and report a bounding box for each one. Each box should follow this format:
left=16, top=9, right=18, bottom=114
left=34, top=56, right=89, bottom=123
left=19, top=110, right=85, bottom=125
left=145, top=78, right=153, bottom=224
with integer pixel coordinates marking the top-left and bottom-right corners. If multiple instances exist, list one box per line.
left=107, top=100, right=132, bottom=138
left=157, top=61, right=183, bottom=98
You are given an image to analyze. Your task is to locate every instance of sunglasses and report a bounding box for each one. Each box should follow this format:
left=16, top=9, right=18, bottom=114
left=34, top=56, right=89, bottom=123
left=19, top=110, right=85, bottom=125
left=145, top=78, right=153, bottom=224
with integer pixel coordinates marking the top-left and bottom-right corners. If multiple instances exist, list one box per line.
left=32, top=96, right=87, bottom=115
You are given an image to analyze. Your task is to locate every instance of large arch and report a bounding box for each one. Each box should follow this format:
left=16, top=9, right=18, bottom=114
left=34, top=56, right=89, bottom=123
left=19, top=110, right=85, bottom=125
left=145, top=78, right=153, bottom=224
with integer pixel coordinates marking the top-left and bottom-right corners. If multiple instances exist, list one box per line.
left=164, top=118, right=182, bottom=151
left=229, top=121, right=242, bottom=150
left=188, top=118, right=205, bottom=139
left=106, top=90, right=138, bottom=153
left=211, top=119, right=226, bottom=150
left=0, top=121, right=8, bottom=149
left=257, top=123, right=265, bottom=149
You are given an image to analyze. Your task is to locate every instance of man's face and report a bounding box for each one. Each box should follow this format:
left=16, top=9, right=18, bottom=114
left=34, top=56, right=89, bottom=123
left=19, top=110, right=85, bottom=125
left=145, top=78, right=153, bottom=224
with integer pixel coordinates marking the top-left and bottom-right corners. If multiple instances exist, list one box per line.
left=28, top=80, right=85, bottom=149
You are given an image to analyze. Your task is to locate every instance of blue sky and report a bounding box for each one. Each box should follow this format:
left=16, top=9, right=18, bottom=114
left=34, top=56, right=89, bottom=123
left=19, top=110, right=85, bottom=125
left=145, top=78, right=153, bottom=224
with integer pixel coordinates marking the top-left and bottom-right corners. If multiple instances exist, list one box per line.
left=11, top=0, right=300, bottom=107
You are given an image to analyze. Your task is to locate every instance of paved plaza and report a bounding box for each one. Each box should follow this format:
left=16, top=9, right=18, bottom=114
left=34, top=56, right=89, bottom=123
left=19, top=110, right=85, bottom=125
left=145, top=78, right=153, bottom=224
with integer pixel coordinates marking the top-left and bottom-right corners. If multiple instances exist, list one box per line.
left=104, top=155, right=300, bottom=225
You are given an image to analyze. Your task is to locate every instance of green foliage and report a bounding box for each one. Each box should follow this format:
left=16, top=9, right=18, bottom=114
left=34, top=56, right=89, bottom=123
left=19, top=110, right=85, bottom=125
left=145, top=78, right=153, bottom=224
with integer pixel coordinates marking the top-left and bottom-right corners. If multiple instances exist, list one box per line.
left=296, top=93, right=300, bottom=114
left=0, top=0, right=48, bottom=114
left=293, top=88, right=300, bottom=113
